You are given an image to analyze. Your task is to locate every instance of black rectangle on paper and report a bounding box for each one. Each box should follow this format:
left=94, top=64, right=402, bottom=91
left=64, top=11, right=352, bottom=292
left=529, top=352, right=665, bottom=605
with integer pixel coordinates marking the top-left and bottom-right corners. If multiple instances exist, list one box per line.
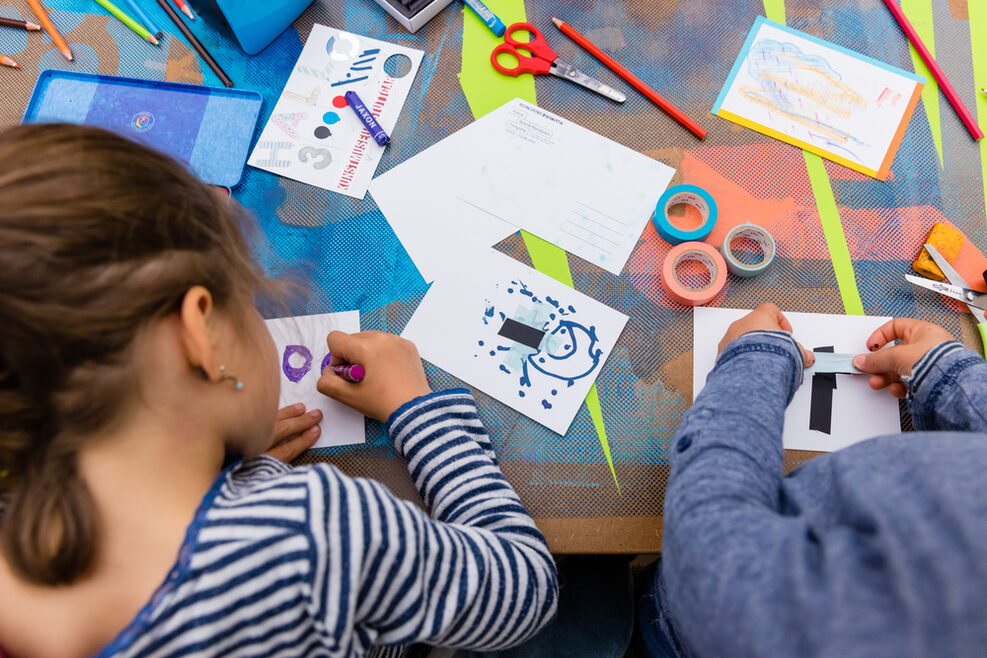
left=498, top=318, right=546, bottom=349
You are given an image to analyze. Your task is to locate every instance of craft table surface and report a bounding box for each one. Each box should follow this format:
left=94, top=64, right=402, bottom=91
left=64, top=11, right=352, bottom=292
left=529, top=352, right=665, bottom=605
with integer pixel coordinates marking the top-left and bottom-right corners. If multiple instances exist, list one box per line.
left=2, top=0, right=985, bottom=553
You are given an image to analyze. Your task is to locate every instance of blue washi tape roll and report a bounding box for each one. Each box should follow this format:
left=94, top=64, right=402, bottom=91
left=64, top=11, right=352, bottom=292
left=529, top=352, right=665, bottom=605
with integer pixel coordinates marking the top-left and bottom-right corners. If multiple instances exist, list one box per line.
left=652, top=184, right=717, bottom=245
left=721, top=223, right=775, bottom=277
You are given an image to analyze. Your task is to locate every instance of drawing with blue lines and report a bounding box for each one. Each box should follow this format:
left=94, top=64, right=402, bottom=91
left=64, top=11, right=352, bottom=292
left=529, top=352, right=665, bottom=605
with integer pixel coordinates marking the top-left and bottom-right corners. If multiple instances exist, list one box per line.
left=248, top=24, right=423, bottom=198
left=403, top=250, right=628, bottom=435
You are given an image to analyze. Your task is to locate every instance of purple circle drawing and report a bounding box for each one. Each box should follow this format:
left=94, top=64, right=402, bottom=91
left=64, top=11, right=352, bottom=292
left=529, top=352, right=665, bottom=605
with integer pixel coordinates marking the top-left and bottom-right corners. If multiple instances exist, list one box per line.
left=320, top=352, right=333, bottom=374
left=322, top=111, right=340, bottom=125
left=282, top=345, right=313, bottom=382
left=314, top=126, right=331, bottom=139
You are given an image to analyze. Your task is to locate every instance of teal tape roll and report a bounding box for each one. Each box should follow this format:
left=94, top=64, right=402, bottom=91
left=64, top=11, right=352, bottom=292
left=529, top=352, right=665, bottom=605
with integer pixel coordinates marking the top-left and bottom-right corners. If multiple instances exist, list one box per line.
left=652, top=184, right=717, bottom=245
left=721, top=223, right=775, bottom=277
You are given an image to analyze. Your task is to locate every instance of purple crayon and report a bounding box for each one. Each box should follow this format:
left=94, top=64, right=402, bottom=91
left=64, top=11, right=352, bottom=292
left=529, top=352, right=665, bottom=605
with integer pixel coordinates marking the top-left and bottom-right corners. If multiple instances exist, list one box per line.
left=329, top=363, right=365, bottom=383
left=344, top=90, right=390, bottom=146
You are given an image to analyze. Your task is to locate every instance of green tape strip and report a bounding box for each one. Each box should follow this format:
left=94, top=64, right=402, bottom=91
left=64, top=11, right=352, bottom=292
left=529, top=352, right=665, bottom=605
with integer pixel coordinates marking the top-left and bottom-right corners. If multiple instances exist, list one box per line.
left=900, top=0, right=943, bottom=166
left=459, top=0, right=535, bottom=118
left=805, top=152, right=864, bottom=316
left=971, top=0, right=987, bottom=223
left=521, top=231, right=619, bottom=490
left=761, top=0, right=785, bottom=24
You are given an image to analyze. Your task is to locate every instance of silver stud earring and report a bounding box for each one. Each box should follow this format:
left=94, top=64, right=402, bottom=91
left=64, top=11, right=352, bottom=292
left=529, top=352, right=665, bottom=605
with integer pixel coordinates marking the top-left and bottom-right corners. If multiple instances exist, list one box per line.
left=218, top=365, right=244, bottom=390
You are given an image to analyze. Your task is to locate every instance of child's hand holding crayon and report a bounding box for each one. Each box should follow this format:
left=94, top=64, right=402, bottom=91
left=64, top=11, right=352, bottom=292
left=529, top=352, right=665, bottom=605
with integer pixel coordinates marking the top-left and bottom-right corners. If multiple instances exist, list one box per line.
left=317, top=331, right=432, bottom=422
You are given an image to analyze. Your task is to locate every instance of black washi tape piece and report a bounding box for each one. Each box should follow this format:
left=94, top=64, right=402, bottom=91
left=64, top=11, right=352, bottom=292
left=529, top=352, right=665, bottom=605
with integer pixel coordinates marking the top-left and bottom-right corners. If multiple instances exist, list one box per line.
left=809, top=346, right=836, bottom=435
left=498, top=318, right=546, bottom=350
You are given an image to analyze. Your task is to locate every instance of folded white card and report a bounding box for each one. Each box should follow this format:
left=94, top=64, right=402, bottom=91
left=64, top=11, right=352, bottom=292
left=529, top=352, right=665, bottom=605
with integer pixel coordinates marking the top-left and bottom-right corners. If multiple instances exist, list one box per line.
left=266, top=311, right=365, bottom=448
left=371, top=98, right=674, bottom=281
left=403, top=251, right=628, bottom=434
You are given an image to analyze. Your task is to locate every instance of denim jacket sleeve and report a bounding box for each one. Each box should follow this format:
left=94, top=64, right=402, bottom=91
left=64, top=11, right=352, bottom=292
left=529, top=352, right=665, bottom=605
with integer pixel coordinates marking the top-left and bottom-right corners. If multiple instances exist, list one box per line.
left=907, top=341, right=987, bottom=432
left=661, top=331, right=815, bottom=656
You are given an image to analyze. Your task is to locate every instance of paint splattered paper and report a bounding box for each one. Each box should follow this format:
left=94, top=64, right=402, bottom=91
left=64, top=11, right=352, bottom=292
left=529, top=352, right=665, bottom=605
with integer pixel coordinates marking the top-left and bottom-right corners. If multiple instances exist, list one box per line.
left=248, top=24, right=423, bottom=198
left=693, top=307, right=900, bottom=452
left=402, top=251, right=628, bottom=435
left=712, top=17, right=924, bottom=180
left=265, top=311, right=365, bottom=448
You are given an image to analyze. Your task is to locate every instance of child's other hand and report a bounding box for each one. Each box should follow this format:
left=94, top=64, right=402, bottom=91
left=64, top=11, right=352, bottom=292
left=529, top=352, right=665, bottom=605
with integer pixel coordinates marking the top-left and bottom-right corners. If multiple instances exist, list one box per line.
left=852, top=318, right=955, bottom=399
left=717, top=303, right=815, bottom=367
left=265, top=403, right=321, bottom=462
left=317, top=331, right=432, bottom=423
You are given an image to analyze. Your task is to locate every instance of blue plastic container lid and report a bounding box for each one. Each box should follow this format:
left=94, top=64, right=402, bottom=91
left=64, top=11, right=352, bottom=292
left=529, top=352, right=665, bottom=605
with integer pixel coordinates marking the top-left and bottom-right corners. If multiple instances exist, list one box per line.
left=22, top=70, right=263, bottom=187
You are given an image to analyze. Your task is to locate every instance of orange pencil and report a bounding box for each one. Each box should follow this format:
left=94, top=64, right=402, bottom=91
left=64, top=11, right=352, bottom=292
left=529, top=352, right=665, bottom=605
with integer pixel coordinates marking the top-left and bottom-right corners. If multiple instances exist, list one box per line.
left=25, top=0, right=72, bottom=61
left=552, top=17, right=705, bottom=139
left=0, top=54, right=20, bottom=68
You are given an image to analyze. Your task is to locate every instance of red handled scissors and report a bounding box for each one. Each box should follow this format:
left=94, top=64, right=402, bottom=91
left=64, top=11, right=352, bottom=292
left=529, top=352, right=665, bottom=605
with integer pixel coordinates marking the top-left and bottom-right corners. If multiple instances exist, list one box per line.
left=490, top=23, right=626, bottom=103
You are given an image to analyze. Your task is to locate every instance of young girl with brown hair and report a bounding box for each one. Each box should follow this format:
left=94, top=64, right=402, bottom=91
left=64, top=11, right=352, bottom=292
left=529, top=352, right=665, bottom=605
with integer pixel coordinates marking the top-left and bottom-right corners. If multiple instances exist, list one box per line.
left=0, top=124, right=557, bottom=657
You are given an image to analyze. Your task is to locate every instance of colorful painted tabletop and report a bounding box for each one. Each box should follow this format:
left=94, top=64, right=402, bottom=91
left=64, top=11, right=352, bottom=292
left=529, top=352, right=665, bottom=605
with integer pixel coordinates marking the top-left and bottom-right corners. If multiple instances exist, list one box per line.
left=2, top=0, right=985, bottom=551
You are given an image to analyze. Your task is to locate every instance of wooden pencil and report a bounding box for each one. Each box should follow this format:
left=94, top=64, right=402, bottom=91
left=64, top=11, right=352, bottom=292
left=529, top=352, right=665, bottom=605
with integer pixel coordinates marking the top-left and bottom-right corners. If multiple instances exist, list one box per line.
left=25, top=0, right=72, bottom=61
left=93, top=0, right=159, bottom=45
left=0, top=54, right=20, bottom=68
left=154, top=0, right=233, bottom=87
left=0, top=17, right=41, bottom=30
left=551, top=17, right=706, bottom=139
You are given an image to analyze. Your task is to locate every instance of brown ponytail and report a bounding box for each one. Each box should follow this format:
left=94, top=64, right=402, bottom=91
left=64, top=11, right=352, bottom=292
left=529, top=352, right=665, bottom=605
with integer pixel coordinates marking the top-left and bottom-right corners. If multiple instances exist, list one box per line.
left=0, top=124, right=268, bottom=585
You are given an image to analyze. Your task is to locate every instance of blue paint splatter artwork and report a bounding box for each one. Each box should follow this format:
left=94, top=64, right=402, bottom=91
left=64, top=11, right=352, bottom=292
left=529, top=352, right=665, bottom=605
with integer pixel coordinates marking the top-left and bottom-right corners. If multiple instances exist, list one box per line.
left=478, top=279, right=604, bottom=411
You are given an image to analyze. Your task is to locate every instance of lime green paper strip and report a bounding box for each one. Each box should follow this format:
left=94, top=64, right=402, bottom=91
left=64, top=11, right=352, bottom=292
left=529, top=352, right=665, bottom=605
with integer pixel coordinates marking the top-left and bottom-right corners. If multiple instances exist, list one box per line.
left=971, top=0, right=987, bottom=225
left=900, top=0, right=943, bottom=167
left=761, top=0, right=785, bottom=24
left=805, top=153, right=864, bottom=316
left=459, top=0, right=535, bottom=119
left=522, top=231, right=619, bottom=490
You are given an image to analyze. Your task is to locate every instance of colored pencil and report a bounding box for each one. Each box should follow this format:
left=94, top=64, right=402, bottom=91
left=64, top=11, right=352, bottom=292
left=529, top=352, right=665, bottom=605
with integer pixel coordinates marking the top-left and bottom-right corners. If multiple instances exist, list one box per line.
left=882, top=0, right=983, bottom=141
left=25, top=0, right=72, bottom=61
left=171, top=0, right=194, bottom=21
left=93, top=0, right=159, bottom=45
left=155, top=0, right=234, bottom=88
left=0, top=54, right=20, bottom=68
left=0, top=17, right=41, bottom=30
left=120, top=0, right=163, bottom=39
left=551, top=17, right=706, bottom=139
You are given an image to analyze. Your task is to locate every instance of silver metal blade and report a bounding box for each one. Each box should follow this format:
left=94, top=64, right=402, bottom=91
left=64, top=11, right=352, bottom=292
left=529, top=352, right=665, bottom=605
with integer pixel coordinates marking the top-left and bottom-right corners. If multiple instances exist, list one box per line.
left=551, top=61, right=626, bottom=103
left=905, top=274, right=970, bottom=303
left=806, top=352, right=863, bottom=376
left=924, top=244, right=987, bottom=321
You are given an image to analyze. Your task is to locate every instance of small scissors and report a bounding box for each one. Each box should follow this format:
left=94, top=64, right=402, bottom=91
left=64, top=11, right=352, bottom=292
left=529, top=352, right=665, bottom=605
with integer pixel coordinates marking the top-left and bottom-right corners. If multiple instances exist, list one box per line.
left=905, top=243, right=987, bottom=353
left=490, top=23, right=626, bottom=103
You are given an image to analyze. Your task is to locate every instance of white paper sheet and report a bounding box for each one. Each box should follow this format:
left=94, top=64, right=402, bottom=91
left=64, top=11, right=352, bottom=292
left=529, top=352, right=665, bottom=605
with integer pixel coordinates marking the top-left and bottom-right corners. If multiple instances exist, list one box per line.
left=265, top=311, right=365, bottom=448
left=370, top=98, right=675, bottom=282
left=248, top=25, right=423, bottom=198
left=712, top=17, right=923, bottom=179
left=402, top=250, right=629, bottom=434
left=693, top=307, right=901, bottom=452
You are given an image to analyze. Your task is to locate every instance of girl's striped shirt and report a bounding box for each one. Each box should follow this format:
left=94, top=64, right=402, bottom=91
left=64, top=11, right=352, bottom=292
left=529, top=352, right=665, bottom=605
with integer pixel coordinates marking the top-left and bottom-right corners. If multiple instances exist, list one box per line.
left=95, top=389, right=558, bottom=657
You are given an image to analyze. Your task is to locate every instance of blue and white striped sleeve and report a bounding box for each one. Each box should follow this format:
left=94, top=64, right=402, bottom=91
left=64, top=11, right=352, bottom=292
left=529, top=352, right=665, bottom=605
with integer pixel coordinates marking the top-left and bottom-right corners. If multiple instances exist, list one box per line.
left=304, top=389, right=558, bottom=653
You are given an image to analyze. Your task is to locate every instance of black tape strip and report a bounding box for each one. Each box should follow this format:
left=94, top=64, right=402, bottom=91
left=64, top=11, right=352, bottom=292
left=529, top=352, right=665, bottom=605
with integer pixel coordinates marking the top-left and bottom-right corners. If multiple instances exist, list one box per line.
left=498, top=318, right=546, bottom=349
left=809, top=346, right=836, bottom=434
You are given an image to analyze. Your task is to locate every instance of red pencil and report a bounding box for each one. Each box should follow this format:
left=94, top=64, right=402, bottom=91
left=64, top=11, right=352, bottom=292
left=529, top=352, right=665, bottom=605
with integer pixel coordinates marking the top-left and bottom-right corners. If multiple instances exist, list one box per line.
left=171, top=0, right=194, bottom=20
left=551, top=17, right=706, bottom=139
left=882, top=0, right=982, bottom=141
left=0, top=54, right=20, bottom=68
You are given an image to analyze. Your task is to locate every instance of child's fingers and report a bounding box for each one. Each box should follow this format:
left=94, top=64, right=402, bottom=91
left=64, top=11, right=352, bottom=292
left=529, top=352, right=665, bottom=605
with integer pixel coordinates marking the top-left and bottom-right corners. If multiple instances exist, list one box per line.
left=276, top=403, right=305, bottom=421
left=888, top=382, right=908, bottom=399
left=267, top=426, right=320, bottom=463
left=326, top=331, right=370, bottom=368
left=273, top=409, right=322, bottom=443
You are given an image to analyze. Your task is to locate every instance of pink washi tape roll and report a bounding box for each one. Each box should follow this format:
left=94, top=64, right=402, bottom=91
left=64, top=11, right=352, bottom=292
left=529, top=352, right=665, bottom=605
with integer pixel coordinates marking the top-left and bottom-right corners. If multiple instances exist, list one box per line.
left=661, top=241, right=728, bottom=306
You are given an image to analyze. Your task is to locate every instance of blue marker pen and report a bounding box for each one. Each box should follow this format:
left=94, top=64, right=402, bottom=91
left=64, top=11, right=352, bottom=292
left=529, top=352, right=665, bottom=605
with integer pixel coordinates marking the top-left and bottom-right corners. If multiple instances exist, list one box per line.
left=461, top=0, right=506, bottom=37
left=344, top=90, right=390, bottom=146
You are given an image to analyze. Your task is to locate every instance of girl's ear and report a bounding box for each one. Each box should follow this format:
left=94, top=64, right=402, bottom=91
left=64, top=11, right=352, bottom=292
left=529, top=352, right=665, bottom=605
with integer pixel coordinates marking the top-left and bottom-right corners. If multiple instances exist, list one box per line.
left=179, top=286, right=217, bottom=378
